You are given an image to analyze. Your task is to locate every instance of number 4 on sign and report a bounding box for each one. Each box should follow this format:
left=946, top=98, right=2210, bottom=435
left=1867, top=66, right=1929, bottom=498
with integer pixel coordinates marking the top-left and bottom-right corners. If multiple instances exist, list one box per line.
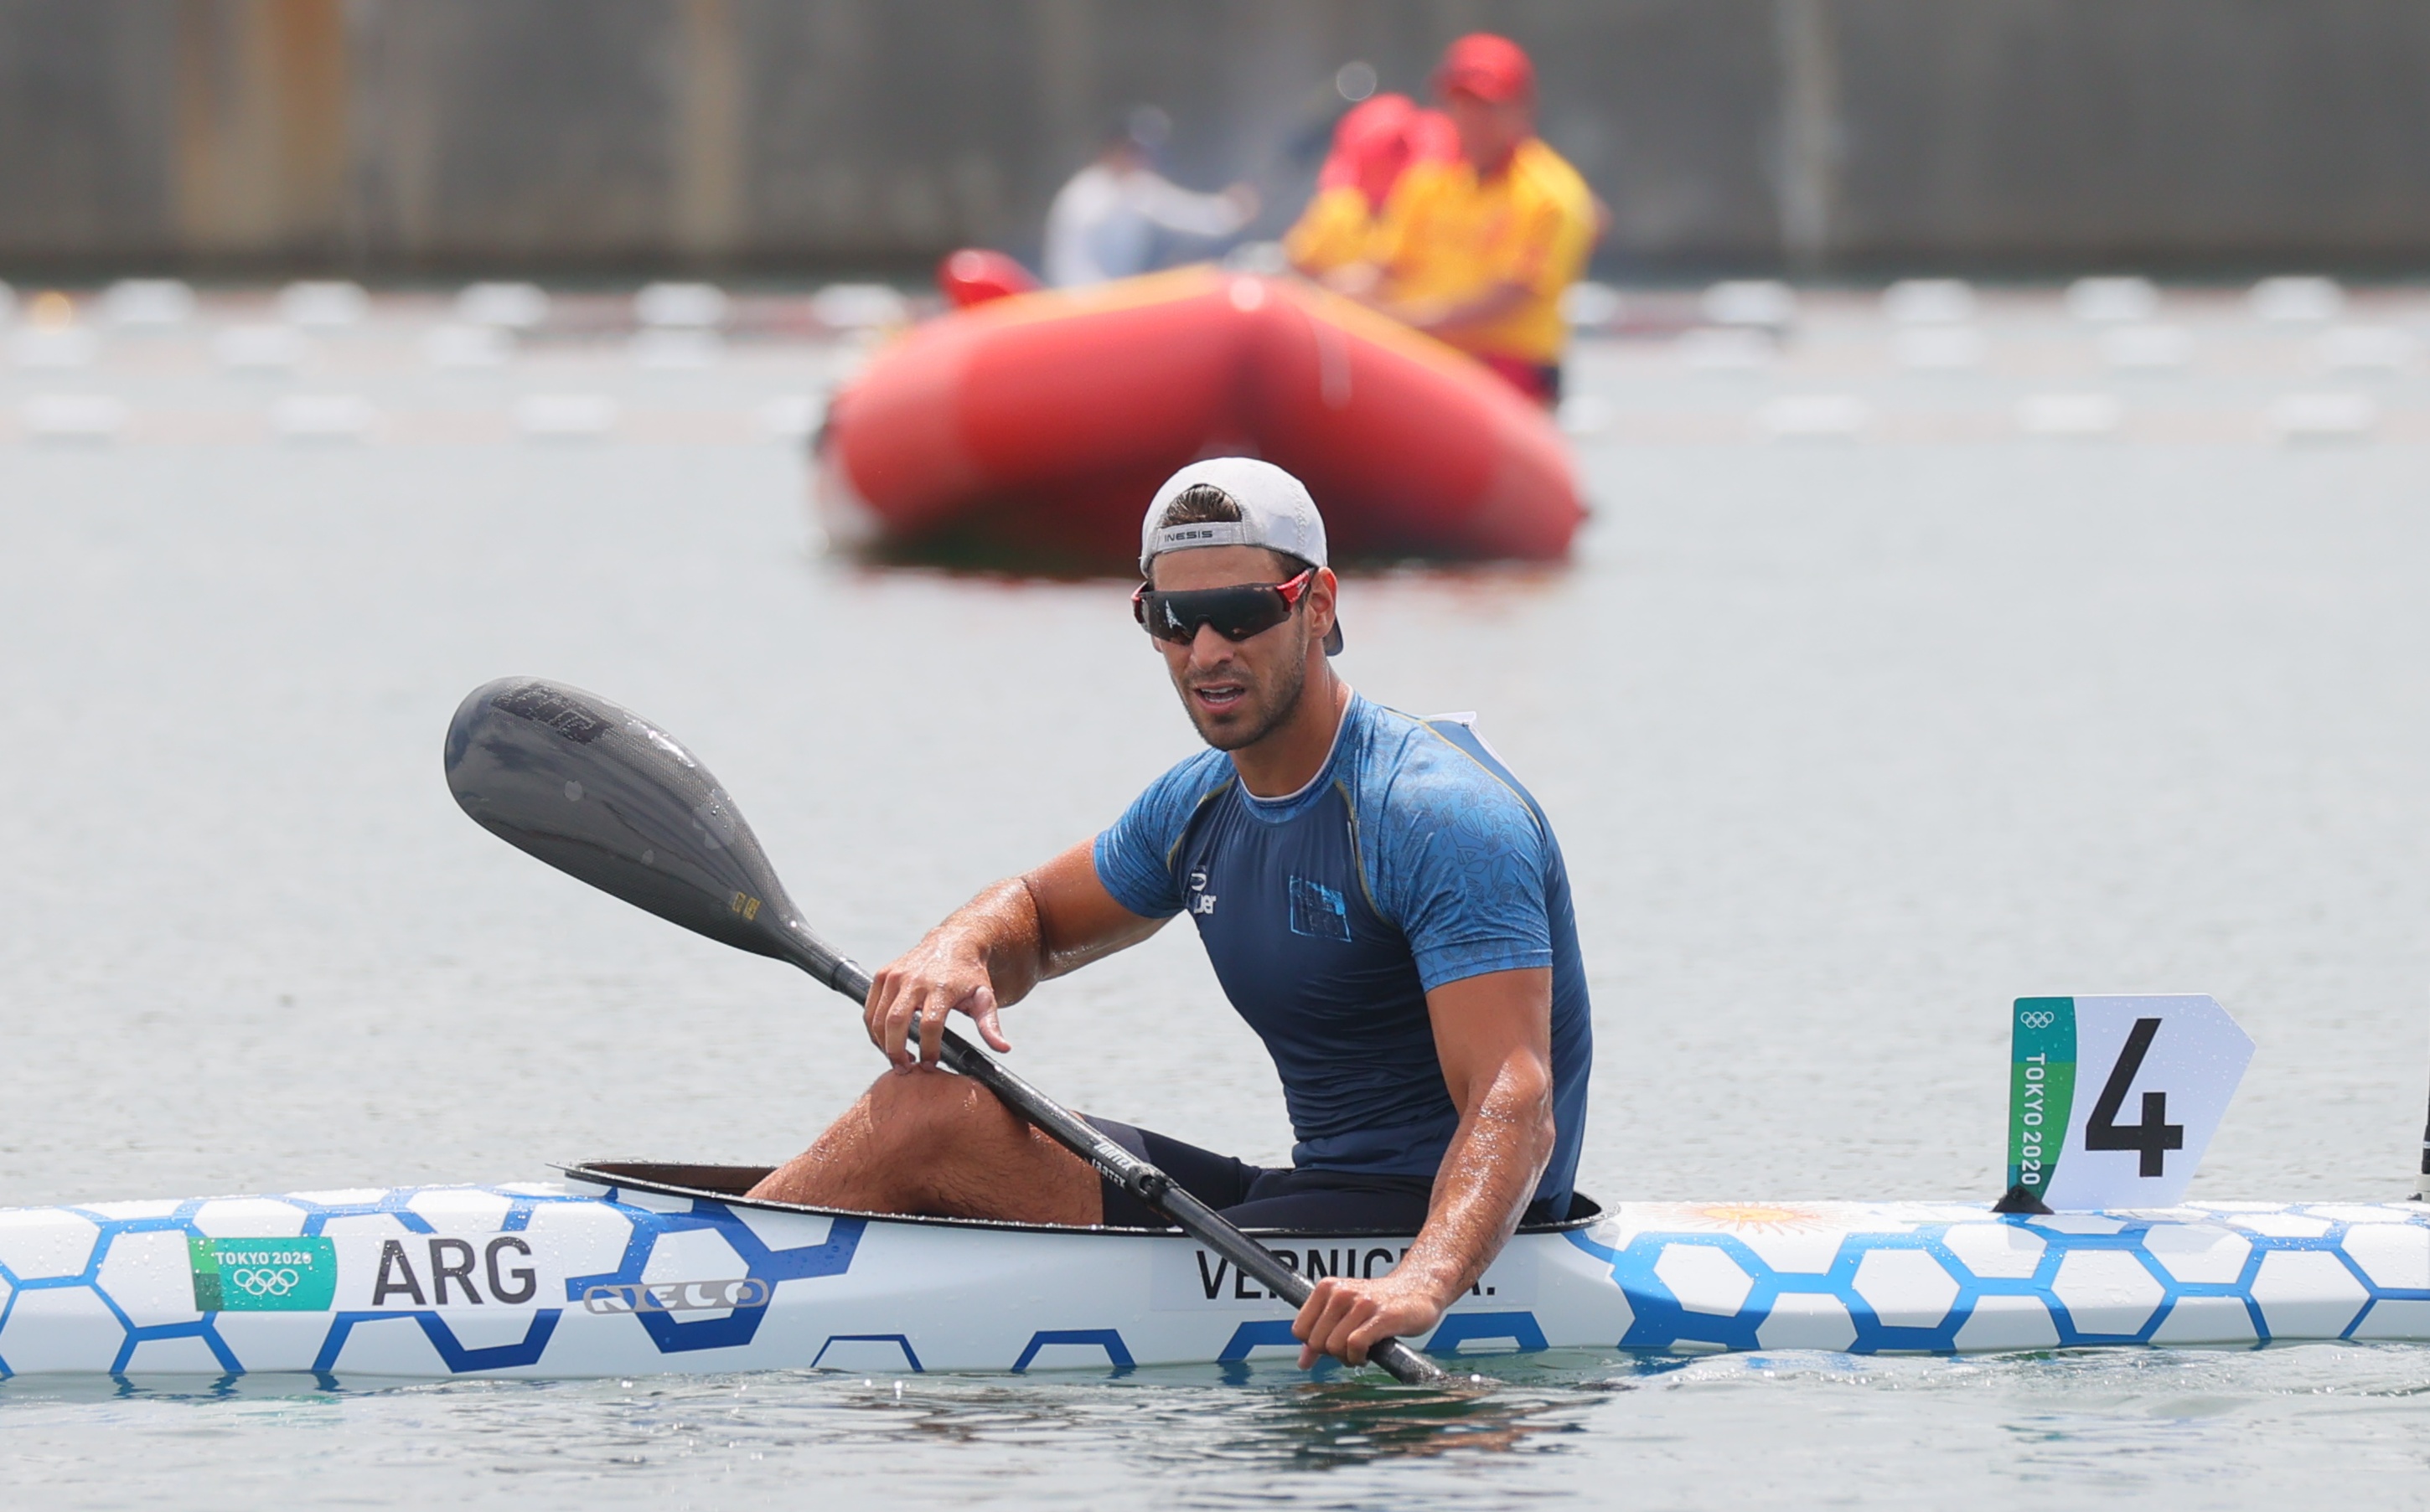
left=2002, top=995, right=2254, bottom=1212
left=2083, top=1018, right=2184, bottom=1176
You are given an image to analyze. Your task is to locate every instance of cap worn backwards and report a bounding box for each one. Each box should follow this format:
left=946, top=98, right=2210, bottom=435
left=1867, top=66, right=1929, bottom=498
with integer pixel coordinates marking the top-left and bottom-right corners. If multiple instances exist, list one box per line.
left=1140, top=457, right=1342, bottom=655
left=1139, top=457, right=1328, bottom=575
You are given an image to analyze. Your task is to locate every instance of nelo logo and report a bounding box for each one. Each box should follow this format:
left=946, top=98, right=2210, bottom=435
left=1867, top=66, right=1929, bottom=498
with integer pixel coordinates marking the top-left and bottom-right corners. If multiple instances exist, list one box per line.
left=581, top=1278, right=772, bottom=1315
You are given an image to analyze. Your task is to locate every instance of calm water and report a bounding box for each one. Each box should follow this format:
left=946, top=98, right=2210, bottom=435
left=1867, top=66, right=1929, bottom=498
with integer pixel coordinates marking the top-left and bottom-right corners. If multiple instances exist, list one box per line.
left=6, top=291, right=2430, bottom=1505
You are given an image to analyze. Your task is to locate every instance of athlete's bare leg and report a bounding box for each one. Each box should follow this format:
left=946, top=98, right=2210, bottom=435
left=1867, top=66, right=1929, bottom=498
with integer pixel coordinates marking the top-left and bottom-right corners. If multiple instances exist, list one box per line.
left=743, top=1067, right=1104, bottom=1224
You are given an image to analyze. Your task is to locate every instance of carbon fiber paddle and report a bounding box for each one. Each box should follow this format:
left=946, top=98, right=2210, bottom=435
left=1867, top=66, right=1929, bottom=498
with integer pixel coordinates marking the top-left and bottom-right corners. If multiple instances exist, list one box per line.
left=442, top=676, right=1449, bottom=1385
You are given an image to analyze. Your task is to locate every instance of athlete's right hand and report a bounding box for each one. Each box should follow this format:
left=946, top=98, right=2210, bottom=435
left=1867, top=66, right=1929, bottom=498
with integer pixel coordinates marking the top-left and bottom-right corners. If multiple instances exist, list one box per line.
left=864, top=929, right=1014, bottom=1069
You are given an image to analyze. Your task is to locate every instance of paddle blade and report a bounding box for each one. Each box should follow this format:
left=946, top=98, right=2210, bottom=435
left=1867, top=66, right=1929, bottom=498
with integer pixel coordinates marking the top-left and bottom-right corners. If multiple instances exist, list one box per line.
left=444, top=678, right=856, bottom=990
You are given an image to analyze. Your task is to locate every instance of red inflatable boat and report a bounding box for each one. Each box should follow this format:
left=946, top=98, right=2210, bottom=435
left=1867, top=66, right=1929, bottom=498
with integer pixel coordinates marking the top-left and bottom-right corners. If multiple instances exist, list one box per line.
left=815, top=268, right=1583, bottom=568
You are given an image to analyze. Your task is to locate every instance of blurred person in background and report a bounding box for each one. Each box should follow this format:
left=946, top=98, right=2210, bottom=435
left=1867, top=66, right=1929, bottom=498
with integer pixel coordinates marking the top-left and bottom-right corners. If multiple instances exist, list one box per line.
left=1045, top=107, right=1261, bottom=288
left=1322, top=35, right=1597, bottom=405
left=1283, top=93, right=1456, bottom=278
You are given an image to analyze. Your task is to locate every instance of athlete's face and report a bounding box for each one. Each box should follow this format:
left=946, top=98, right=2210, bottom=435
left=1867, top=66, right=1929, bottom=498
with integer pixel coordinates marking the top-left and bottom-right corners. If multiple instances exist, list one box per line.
left=1148, top=545, right=1336, bottom=752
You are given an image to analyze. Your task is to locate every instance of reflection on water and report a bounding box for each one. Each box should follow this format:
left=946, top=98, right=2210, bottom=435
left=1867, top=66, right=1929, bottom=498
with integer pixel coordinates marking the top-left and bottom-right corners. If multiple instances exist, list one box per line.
left=12, top=1344, right=2430, bottom=1507
left=1194, top=1371, right=1604, bottom=1468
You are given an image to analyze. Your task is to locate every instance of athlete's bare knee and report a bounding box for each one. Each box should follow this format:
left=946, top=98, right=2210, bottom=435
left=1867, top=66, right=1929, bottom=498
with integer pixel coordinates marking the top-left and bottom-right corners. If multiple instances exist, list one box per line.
left=863, top=1067, right=1009, bottom=1154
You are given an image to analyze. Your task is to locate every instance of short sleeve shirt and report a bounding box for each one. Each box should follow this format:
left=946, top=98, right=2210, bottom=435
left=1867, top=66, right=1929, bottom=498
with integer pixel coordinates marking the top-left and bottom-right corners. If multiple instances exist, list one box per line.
left=1284, top=186, right=1378, bottom=277
left=1368, top=138, right=1597, bottom=365
left=1094, top=695, right=1593, bottom=1208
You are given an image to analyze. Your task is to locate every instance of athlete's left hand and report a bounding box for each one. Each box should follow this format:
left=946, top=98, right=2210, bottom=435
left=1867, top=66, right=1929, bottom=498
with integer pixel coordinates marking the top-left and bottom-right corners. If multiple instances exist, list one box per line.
left=1291, top=1273, right=1446, bottom=1370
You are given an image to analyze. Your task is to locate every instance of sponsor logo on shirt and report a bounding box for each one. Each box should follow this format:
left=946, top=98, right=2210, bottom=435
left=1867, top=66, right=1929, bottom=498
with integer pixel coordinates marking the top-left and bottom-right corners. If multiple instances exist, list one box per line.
left=1187, top=868, right=1218, bottom=916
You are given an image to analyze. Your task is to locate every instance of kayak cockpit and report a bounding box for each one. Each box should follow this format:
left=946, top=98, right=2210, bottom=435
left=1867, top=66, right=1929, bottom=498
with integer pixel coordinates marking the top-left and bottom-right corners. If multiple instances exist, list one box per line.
left=561, top=1159, right=1604, bottom=1236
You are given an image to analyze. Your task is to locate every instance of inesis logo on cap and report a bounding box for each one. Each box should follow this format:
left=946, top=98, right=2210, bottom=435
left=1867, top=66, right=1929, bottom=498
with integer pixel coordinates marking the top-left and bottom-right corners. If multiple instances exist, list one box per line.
left=1151, top=522, right=1254, bottom=555
left=1138, top=458, right=1330, bottom=575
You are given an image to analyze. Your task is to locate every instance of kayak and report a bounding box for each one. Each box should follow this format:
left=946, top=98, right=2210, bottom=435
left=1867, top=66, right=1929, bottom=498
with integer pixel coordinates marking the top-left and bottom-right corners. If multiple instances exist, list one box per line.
left=3, top=1161, right=2422, bottom=1378
left=814, top=267, right=1585, bottom=569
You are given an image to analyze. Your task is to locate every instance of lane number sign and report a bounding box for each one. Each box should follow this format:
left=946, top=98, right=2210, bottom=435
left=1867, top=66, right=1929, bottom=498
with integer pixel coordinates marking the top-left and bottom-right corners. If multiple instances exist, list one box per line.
left=2007, top=994, right=2253, bottom=1211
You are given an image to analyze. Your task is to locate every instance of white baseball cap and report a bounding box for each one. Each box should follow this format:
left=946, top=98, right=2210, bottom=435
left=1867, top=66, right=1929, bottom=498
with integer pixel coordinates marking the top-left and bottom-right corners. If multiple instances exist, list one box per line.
left=1139, top=457, right=1341, bottom=653
left=1139, top=457, right=1328, bottom=575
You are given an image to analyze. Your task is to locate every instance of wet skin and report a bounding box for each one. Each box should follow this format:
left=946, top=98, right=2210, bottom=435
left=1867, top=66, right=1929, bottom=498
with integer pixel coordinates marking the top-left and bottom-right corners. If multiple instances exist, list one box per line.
left=747, top=545, right=1557, bottom=1366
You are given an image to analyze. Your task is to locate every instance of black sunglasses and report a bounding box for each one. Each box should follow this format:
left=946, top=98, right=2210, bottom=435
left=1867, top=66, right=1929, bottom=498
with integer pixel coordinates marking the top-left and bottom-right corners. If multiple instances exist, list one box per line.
left=1131, top=568, right=1316, bottom=646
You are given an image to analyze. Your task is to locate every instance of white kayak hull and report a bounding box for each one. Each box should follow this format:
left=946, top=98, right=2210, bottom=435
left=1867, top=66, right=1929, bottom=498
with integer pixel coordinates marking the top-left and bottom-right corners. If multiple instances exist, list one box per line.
left=0, top=1164, right=2422, bottom=1378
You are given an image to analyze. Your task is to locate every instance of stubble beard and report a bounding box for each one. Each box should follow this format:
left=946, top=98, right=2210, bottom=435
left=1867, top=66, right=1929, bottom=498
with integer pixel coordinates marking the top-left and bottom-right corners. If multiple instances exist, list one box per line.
left=1178, top=627, right=1310, bottom=753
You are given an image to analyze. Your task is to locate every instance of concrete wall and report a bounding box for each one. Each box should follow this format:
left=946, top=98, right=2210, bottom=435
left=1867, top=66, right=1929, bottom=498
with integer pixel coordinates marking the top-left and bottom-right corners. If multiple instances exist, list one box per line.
left=2, top=0, right=2426, bottom=278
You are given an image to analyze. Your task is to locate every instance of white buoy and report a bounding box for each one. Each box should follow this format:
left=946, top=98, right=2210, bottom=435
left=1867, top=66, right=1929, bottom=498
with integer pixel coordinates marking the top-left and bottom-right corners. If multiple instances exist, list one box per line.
left=810, top=284, right=910, bottom=331
left=1676, top=328, right=1775, bottom=370
left=2016, top=393, right=2122, bottom=438
left=271, top=394, right=376, bottom=441
left=755, top=393, right=827, bottom=441
left=1555, top=394, right=1614, bottom=437
left=631, top=328, right=722, bottom=369
left=1893, top=326, right=1986, bottom=369
left=2066, top=276, right=2159, bottom=323
left=424, top=324, right=513, bottom=369
left=213, top=325, right=307, bottom=370
left=455, top=281, right=550, bottom=329
left=277, top=281, right=369, bottom=328
left=21, top=394, right=127, bottom=441
left=515, top=393, right=619, bottom=438
left=2316, top=325, right=2417, bottom=374
left=1883, top=279, right=1976, bottom=324
left=11, top=328, right=99, bottom=369
left=635, top=282, right=729, bottom=328
left=2099, top=324, right=2191, bottom=370
left=101, top=279, right=195, bottom=328
left=1760, top=394, right=1869, bottom=440
left=1560, top=282, right=1624, bottom=330
left=1702, top=280, right=1797, bottom=328
left=2267, top=391, right=2377, bottom=441
left=2249, top=276, right=2343, bottom=323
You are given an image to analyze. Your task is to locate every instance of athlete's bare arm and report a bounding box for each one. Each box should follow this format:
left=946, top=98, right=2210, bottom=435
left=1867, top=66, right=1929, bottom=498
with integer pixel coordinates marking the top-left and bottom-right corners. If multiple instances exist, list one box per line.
left=865, top=840, right=1166, bottom=1067
left=744, top=843, right=1150, bottom=1216
left=1291, top=966, right=1556, bottom=1366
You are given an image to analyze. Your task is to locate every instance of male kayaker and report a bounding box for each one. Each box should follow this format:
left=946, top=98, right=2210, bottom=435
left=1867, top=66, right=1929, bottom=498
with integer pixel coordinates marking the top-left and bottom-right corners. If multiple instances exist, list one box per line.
left=749, top=457, right=1592, bottom=1369
left=1326, top=34, right=1599, bottom=405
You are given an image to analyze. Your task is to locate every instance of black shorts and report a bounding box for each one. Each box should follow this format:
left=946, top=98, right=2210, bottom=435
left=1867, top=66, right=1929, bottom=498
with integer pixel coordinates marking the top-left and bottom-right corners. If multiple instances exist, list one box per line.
left=1086, top=1117, right=1567, bottom=1233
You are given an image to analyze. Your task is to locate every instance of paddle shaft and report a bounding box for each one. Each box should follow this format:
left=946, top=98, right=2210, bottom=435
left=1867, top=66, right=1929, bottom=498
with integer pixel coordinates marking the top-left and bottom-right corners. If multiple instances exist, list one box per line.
left=816, top=956, right=1447, bottom=1386
left=442, top=678, right=1446, bottom=1384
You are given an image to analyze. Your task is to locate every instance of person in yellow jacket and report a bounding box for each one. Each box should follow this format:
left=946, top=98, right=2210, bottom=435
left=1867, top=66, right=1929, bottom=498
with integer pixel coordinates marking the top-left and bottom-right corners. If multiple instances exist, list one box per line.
left=1284, top=93, right=1457, bottom=278
left=1328, top=34, right=1600, bottom=405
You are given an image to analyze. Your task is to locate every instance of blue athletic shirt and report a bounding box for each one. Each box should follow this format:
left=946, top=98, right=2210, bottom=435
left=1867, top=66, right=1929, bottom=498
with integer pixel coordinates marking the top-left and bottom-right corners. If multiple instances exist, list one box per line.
left=1093, top=694, right=1592, bottom=1210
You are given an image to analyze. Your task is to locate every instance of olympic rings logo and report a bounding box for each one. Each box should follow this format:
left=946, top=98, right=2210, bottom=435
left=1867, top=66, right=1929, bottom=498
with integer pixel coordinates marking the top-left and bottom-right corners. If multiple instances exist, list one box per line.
left=2019, top=1010, right=2057, bottom=1030
left=229, top=1267, right=302, bottom=1298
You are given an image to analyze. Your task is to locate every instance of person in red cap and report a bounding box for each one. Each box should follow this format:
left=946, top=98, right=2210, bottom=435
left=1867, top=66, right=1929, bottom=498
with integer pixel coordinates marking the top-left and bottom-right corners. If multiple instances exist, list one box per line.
left=1283, top=93, right=1458, bottom=278
left=1326, top=34, right=1598, bottom=405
